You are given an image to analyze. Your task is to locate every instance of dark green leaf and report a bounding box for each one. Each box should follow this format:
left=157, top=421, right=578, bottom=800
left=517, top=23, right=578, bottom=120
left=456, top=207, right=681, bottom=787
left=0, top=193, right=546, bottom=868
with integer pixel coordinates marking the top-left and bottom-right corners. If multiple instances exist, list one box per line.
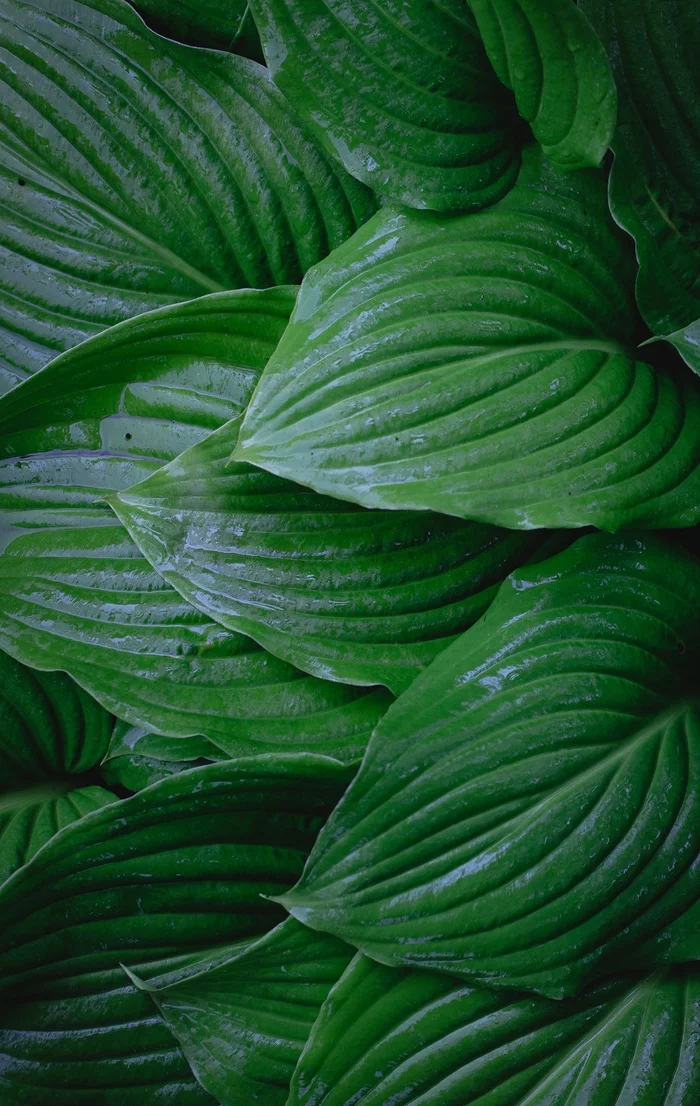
left=0, top=957, right=217, bottom=1105
left=0, top=0, right=374, bottom=392
left=113, top=416, right=551, bottom=694
left=0, top=291, right=391, bottom=760
left=0, top=650, right=113, bottom=789
left=101, top=719, right=216, bottom=792
left=132, top=0, right=259, bottom=53
left=236, top=147, right=700, bottom=531
left=0, top=753, right=347, bottom=994
left=583, top=0, right=700, bottom=376
left=289, top=955, right=700, bottom=1106
left=468, top=0, right=615, bottom=170
left=249, top=0, right=519, bottom=211
left=0, top=782, right=116, bottom=884
left=278, top=534, right=700, bottom=998
left=132, top=918, right=353, bottom=1105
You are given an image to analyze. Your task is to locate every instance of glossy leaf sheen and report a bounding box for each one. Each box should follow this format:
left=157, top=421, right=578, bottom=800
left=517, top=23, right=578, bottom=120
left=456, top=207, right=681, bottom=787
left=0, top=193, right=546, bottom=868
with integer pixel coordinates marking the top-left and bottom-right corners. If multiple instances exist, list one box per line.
left=279, top=534, right=700, bottom=998
left=0, top=290, right=390, bottom=760
left=583, top=0, right=700, bottom=376
left=0, top=650, right=113, bottom=789
left=236, top=148, right=700, bottom=530
left=468, top=0, right=615, bottom=169
left=249, top=0, right=519, bottom=211
left=134, top=918, right=353, bottom=1105
left=290, top=955, right=700, bottom=1106
left=0, top=754, right=347, bottom=994
left=113, top=415, right=549, bottom=695
left=0, top=958, right=216, bottom=1105
left=0, top=0, right=374, bottom=392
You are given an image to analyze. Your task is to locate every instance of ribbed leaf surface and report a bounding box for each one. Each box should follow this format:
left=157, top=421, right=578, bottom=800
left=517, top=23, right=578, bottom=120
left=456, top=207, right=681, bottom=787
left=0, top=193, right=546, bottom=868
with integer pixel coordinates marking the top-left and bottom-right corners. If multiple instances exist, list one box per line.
left=0, top=783, right=115, bottom=883
left=290, top=955, right=700, bottom=1106
left=113, top=416, right=550, bottom=694
left=279, top=534, right=700, bottom=998
left=0, top=754, right=347, bottom=994
left=0, top=651, right=113, bottom=788
left=249, top=0, right=519, bottom=211
left=236, top=148, right=700, bottom=530
left=468, top=0, right=615, bottom=170
left=0, top=291, right=391, bottom=759
left=583, top=0, right=700, bottom=376
left=101, top=719, right=216, bottom=792
left=0, top=0, right=374, bottom=391
left=134, top=919, right=353, bottom=1105
left=0, top=959, right=216, bottom=1104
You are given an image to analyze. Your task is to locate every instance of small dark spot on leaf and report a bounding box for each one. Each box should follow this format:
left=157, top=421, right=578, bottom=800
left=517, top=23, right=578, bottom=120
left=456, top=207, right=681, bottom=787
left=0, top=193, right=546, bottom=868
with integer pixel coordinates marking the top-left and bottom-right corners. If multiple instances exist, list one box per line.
left=677, top=640, right=686, bottom=654
left=17, top=178, right=25, bottom=186
left=125, top=432, right=132, bottom=440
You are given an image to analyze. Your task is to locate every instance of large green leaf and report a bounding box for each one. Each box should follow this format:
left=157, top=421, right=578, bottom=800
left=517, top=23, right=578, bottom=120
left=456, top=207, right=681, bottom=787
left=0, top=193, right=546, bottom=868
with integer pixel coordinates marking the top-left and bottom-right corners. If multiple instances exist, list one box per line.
left=583, top=0, right=700, bottom=376
left=277, top=534, right=700, bottom=999
left=0, top=650, right=113, bottom=789
left=0, top=0, right=374, bottom=393
left=249, top=0, right=519, bottom=212
left=0, top=753, right=346, bottom=994
left=0, top=782, right=116, bottom=884
left=468, top=0, right=615, bottom=170
left=0, top=956, right=217, bottom=1105
left=113, top=415, right=551, bottom=695
left=0, top=290, right=391, bottom=760
left=236, top=147, right=700, bottom=531
left=289, top=955, right=700, bottom=1106
left=131, top=918, right=353, bottom=1105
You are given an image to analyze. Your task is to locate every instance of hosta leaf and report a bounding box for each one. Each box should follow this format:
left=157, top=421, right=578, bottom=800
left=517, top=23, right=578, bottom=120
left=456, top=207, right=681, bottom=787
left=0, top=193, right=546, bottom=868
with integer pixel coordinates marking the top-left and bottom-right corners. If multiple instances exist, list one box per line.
left=249, top=0, right=519, bottom=212
left=278, top=534, right=700, bottom=998
left=101, top=719, right=217, bottom=792
left=113, top=415, right=551, bottom=695
left=583, top=0, right=700, bottom=376
left=0, top=753, right=347, bottom=994
left=0, top=957, right=217, bottom=1105
left=0, top=290, right=391, bottom=760
left=236, top=147, right=700, bottom=530
left=289, top=955, right=700, bottom=1106
left=132, top=918, right=353, bottom=1105
left=0, top=782, right=116, bottom=883
left=468, top=0, right=615, bottom=171
left=0, top=650, right=113, bottom=789
left=0, top=0, right=374, bottom=392
left=132, top=0, right=259, bottom=53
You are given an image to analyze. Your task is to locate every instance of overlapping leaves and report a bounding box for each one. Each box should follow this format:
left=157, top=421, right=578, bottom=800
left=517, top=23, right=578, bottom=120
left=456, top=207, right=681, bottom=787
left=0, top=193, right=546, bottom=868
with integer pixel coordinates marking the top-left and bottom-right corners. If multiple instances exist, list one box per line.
left=0, top=289, right=391, bottom=759
left=236, top=148, right=700, bottom=529
left=0, top=0, right=374, bottom=392
left=278, top=534, right=700, bottom=998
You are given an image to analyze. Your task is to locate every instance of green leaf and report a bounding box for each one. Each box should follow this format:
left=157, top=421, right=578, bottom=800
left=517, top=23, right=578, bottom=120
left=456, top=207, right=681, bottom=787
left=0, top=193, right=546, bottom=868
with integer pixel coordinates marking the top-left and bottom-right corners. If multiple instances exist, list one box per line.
left=0, top=0, right=374, bottom=393
left=133, top=0, right=260, bottom=53
left=277, top=534, right=700, bottom=999
left=0, top=782, right=116, bottom=884
left=101, top=719, right=216, bottom=792
left=582, top=0, right=700, bottom=376
left=468, top=0, right=615, bottom=171
left=0, top=651, right=113, bottom=789
left=132, top=918, right=353, bottom=1105
left=0, top=291, right=391, bottom=760
left=289, top=955, right=700, bottom=1106
left=249, top=0, right=519, bottom=211
left=0, top=957, right=217, bottom=1105
left=0, top=753, right=347, bottom=994
left=112, top=415, right=552, bottom=695
left=236, top=147, right=700, bottom=531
